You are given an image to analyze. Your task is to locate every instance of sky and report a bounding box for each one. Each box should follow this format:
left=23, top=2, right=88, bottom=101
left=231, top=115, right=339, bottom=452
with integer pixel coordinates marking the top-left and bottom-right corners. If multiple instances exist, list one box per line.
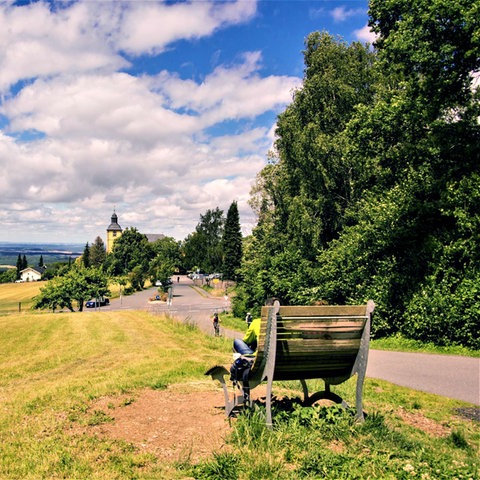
left=0, top=0, right=375, bottom=245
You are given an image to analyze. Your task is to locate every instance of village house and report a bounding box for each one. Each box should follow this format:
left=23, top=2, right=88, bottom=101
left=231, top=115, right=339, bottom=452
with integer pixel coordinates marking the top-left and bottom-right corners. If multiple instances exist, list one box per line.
left=20, top=267, right=45, bottom=282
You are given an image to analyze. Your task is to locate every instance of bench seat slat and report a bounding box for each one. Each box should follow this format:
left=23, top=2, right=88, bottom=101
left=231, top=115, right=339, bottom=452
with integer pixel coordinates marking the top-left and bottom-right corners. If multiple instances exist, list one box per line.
left=277, top=306, right=369, bottom=316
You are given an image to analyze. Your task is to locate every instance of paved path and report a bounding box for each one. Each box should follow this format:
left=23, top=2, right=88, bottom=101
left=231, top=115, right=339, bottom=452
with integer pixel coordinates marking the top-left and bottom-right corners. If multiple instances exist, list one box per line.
left=367, top=350, right=479, bottom=405
left=101, top=276, right=480, bottom=406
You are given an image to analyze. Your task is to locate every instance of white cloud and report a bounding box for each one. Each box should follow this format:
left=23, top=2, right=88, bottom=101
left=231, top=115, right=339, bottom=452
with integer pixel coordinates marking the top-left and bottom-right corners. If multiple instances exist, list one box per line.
left=0, top=1, right=257, bottom=93
left=353, top=24, right=378, bottom=44
left=0, top=2, right=128, bottom=92
left=331, top=7, right=366, bottom=23
left=0, top=0, right=302, bottom=244
left=156, top=52, right=300, bottom=126
left=118, top=1, right=257, bottom=55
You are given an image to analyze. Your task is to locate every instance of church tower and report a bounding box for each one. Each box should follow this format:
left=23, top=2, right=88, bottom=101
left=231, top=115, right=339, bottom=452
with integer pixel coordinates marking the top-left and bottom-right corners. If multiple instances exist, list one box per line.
left=106, top=210, right=122, bottom=253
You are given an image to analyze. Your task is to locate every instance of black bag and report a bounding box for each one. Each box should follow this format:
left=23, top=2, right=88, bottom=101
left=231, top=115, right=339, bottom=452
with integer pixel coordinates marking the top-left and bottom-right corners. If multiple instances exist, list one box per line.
left=230, top=356, right=254, bottom=383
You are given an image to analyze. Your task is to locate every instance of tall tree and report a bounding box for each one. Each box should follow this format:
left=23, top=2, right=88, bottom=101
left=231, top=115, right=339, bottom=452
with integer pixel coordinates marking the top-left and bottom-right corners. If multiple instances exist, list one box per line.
left=222, top=201, right=242, bottom=280
left=38, top=255, right=44, bottom=268
left=182, top=208, right=225, bottom=273
left=107, top=227, right=153, bottom=285
left=240, top=32, right=376, bottom=305
left=90, top=236, right=106, bottom=268
left=22, top=255, right=27, bottom=270
left=148, top=236, right=181, bottom=288
left=15, top=254, right=22, bottom=280
left=83, top=242, right=90, bottom=268
left=273, top=32, right=376, bottom=254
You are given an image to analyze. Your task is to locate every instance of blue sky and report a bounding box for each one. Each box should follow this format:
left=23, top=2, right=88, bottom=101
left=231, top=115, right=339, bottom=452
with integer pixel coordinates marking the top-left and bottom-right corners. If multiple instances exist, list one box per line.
left=0, top=0, right=373, bottom=244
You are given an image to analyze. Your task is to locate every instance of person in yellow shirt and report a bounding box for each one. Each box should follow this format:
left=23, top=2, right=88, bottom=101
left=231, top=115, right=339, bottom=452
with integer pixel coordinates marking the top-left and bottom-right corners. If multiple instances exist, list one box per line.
left=233, top=317, right=260, bottom=355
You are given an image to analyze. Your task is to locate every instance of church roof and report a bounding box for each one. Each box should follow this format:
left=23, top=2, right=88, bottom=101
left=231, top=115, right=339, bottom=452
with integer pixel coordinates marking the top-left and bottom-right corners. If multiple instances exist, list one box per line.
left=107, top=211, right=122, bottom=231
left=145, top=233, right=165, bottom=243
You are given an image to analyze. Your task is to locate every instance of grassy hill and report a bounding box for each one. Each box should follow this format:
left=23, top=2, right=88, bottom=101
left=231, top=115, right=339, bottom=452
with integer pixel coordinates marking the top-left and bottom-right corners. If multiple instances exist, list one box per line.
left=0, top=310, right=478, bottom=479
left=0, top=282, right=44, bottom=314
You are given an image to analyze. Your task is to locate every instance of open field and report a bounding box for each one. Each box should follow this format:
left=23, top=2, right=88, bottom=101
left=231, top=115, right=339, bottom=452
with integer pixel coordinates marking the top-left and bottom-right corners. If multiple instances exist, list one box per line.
left=0, top=281, right=122, bottom=315
left=0, top=282, right=43, bottom=314
left=0, top=310, right=478, bottom=479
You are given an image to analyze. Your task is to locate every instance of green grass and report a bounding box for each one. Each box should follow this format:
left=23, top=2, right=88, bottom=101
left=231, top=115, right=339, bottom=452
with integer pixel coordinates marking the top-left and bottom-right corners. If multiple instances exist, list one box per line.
left=1, top=310, right=478, bottom=479
left=0, top=310, right=231, bottom=479
left=372, top=332, right=480, bottom=358
left=188, top=378, right=479, bottom=480
left=217, top=312, right=247, bottom=332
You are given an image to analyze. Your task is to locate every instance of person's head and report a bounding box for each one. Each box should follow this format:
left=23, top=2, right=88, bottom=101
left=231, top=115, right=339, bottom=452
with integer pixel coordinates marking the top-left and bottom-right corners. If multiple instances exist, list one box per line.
left=213, top=312, right=218, bottom=318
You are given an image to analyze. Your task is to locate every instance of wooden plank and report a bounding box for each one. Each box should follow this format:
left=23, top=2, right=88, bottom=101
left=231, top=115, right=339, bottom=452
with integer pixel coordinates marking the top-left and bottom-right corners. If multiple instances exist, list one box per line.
left=256, top=304, right=370, bottom=382
left=261, top=305, right=368, bottom=317
left=277, top=331, right=363, bottom=341
left=279, top=320, right=365, bottom=328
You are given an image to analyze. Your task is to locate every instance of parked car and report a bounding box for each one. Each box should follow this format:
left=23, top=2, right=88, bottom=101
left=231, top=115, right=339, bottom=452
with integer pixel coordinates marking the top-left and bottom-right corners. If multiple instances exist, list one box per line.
left=85, top=297, right=110, bottom=308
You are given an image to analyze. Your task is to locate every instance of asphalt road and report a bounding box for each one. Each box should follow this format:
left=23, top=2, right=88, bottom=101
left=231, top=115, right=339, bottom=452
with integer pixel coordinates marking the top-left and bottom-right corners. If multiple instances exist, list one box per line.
left=97, top=276, right=480, bottom=406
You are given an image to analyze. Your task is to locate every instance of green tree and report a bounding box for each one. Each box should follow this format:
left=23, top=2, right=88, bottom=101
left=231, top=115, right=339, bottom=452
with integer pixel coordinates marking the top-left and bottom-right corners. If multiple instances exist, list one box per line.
left=309, top=0, right=479, bottom=343
left=15, top=254, right=22, bottom=280
left=239, top=32, right=376, bottom=308
left=222, top=201, right=242, bottom=280
left=22, top=255, right=27, bottom=270
left=33, top=266, right=110, bottom=312
left=242, top=0, right=479, bottom=348
left=38, top=255, right=44, bottom=268
left=83, top=242, right=90, bottom=268
left=273, top=32, right=376, bottom=254
left=107, top=228, right=153, bottom=288
left=182, top=208, right=225, bottom=273
left=149, top=237, right=180, bottom=289
left=0, top=268, right=17, bottom=283
left=90, top=236, right=106, bottom=268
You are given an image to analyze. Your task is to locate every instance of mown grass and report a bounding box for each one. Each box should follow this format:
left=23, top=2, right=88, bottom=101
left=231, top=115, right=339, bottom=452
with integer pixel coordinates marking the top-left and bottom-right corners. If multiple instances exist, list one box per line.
left=0, top=282, right=43, bottom=314
left=0, top=310, right=230, bottom=479
left=1, top=310, right=478, bottom=479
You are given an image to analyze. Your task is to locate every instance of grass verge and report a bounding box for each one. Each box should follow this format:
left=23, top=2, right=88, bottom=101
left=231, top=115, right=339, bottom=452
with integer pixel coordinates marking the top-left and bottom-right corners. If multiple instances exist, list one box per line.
left=1, top=310, right=478, bottom=479
left=372, top=333, right=480, bottom=358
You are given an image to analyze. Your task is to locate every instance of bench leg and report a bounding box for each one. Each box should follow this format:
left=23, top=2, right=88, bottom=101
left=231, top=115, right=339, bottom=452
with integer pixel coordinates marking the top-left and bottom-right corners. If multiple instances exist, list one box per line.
left=265, top=375, right=274, bottom=428
left=355, top=372, right=365, bottom=422
left=300, top=379, right=309, bottom=403
left=205, top=367, right=238, bottom=417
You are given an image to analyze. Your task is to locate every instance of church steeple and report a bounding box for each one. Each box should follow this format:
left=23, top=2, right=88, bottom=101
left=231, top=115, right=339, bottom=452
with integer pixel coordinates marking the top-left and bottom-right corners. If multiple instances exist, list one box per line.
left=106, top=209, right=122, bottom=253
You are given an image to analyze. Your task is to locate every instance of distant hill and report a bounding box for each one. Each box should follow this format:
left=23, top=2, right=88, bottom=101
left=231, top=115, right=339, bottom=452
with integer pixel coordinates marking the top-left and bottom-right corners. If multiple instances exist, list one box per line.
left=0, top=242, right=83, bottom=268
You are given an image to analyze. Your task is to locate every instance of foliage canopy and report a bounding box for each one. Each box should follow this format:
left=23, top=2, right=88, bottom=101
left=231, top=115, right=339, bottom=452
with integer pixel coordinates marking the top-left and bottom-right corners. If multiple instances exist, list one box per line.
left=239, top=2, right=479, bottom=349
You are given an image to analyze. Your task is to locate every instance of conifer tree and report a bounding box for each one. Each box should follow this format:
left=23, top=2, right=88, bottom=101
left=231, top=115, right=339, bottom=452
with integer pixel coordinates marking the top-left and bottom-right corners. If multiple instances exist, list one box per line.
left=90, top=236, right=106, bottom=268
left=83, top=243, right=90, bottom=268
left=39, top=255, right=44, bottom=268
left=16, top=254, right=22, bottom=279
left=222, top=201, right=242, bottom=280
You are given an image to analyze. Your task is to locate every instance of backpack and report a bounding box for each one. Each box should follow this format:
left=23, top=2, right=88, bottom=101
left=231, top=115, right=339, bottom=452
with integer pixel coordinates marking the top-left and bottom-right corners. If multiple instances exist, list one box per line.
left=229, top=355, right=254, bottom=383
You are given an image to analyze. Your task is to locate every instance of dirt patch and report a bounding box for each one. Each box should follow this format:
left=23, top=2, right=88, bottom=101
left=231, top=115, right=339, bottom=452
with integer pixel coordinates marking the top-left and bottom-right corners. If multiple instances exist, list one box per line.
left=396, top=407, right=450, bottom=437
left=80, top=386, right=233, bottom=463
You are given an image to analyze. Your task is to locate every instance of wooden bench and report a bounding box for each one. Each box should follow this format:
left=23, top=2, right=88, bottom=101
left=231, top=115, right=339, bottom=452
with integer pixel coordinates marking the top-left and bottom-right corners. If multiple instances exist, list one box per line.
left=206, top=300, right=375, bottom=426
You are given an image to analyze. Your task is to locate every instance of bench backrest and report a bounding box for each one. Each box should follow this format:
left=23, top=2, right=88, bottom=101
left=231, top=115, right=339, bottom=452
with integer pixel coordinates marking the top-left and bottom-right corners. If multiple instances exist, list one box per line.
left=252, top=302, right=374, bottom=385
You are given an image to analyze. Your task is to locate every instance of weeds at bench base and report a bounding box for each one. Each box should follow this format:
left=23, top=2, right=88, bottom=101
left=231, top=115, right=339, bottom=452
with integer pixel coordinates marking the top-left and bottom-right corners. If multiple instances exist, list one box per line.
left=185, top=395, right=479, bottom=480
